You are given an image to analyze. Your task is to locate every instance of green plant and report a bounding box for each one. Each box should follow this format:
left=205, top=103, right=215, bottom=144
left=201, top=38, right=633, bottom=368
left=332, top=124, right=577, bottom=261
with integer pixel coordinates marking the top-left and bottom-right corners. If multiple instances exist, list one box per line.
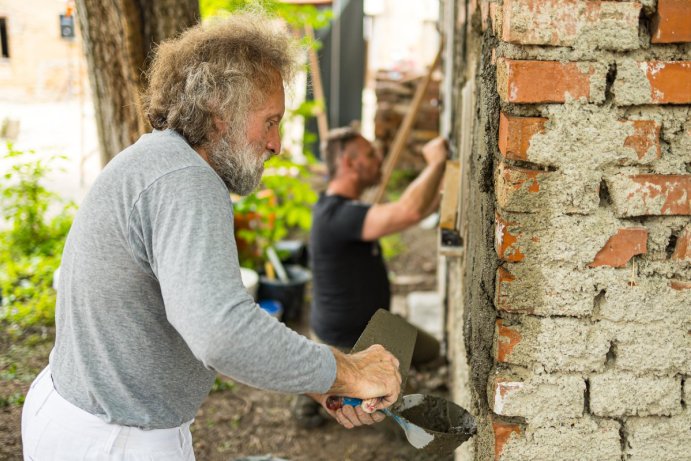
left=0, top=391, right=25, bottom=408
left=380, top=233, right=407, bottom=261
left=233, top=154, right=317, bottom=270
left=200, top=0, right=332, bottom=30
left=211, top=376, right=236, bottom=393
left=0, top=143, right=75, bottom=329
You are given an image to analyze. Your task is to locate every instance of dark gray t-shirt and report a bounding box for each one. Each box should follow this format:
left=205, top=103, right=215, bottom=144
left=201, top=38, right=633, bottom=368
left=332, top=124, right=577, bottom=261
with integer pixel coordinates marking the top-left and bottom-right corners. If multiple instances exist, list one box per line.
left=310, top=193, right=390, bottom=348
left=50, top=129, right=335, bottom=429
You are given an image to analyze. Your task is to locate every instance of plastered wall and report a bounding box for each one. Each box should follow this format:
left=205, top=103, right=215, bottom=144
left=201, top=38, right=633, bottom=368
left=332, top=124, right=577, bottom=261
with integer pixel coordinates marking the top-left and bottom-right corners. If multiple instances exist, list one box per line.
left=443, top=1, right=691, bottom=460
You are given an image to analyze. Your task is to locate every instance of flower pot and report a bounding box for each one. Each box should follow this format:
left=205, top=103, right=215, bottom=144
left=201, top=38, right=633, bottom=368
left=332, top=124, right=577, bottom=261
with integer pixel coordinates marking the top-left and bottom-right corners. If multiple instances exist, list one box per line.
left=258, top=265, right=311, bottom=323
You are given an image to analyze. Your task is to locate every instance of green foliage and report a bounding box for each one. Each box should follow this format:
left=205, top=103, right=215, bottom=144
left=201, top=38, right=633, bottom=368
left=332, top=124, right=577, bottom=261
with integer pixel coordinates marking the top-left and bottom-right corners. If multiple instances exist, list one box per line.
left=385, top=168, right=419, bottom=202
left=380, top=233, right=406, bottom=262
left=199, top=0, right=333, bottom=30
left=211, top=376, right=236, bottom=393
left=234, top=154, right=317, bottom=269
left=0, top=143, right=75, bottom=329
left=0, top=392, right=25, bottom=408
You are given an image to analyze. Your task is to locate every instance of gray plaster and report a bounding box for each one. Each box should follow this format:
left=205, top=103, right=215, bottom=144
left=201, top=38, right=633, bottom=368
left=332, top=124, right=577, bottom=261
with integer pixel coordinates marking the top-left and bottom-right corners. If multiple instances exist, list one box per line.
left=638, top=259, right=691, bottom=280
left=528, top=103, right=660, bottom=168
left=503, top=1, right=640, bottom=51
left=625, top=409, right=691, bottom=461
left=500, top=417, right=621, bottom=461
left=600, top=320, right=691, bottom=375
left=497, top=209, right=633, bottom=270
left=596, top=276, right=691, bottom=324
left=497, top=262, right=598, bottom=317
left=499, top=316, right=609, bottom=373
left=489, top=373, right=584, bottom=425
left=496, top=42, right=691, bottom=64
left=643, top=217, right=690, bottom=259
left=496, top=165, right=601, bottom=215
left=589, top=371, right=681, bottom=417
left=613, top=59, right=654, bottom=105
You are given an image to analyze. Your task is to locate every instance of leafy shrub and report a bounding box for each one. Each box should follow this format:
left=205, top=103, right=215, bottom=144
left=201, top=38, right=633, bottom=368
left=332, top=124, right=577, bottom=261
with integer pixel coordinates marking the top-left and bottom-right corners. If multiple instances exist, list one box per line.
left=0, top=143, right=75, bottom=329
left=233, top=154, right=317, bottom=269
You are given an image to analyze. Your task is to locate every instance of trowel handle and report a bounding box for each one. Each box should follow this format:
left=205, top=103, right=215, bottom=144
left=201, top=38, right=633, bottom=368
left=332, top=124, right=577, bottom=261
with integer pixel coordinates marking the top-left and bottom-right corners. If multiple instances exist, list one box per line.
left=325, top=396, right=363, bottom=411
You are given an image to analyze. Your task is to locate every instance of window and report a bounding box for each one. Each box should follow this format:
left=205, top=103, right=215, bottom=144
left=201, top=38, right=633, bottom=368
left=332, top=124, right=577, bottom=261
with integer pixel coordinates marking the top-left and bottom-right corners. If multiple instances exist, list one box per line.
left=0, top=18, right=8, bottom=58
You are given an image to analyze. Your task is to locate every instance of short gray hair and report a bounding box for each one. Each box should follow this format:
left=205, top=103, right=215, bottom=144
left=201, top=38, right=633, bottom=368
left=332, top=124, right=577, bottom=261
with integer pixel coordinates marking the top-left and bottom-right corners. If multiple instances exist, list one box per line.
left=144, top=12, right=300, bottom=147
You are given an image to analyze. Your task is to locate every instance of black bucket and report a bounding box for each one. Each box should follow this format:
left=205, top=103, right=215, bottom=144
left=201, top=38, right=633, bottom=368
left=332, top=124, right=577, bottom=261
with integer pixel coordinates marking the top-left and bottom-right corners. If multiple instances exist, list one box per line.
left=257, top=265, right=311, bottom=322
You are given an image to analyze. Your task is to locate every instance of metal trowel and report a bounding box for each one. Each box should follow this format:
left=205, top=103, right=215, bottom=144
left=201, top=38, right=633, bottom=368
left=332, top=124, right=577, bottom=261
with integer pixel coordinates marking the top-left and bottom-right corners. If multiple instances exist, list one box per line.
left=327, top=309, right=476, bottom=455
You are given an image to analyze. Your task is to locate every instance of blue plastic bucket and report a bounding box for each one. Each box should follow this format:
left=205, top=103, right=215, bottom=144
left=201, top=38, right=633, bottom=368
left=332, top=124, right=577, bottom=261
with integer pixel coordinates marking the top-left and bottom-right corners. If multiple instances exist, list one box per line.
left=258, top=299, right=284, bottom=320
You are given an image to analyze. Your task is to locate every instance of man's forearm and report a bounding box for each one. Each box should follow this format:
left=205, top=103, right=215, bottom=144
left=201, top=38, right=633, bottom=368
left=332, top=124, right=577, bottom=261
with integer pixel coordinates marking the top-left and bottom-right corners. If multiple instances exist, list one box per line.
left=398, top=160, right=446, bottom=218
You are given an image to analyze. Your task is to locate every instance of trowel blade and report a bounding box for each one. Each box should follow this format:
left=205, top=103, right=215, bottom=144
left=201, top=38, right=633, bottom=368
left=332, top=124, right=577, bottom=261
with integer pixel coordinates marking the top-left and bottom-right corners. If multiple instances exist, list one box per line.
left=350, top=309, right=418, bottom=395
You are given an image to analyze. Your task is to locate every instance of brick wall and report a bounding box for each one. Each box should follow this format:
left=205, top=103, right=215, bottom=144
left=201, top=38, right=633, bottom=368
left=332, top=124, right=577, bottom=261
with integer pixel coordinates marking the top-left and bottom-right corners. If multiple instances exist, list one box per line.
left=445, top=1, right=691, bottom=460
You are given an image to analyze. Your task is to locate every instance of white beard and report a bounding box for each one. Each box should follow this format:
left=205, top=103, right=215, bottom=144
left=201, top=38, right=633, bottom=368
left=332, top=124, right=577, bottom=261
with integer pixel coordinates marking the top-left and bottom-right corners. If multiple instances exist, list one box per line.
left=206, top=133, right=270, bottom=195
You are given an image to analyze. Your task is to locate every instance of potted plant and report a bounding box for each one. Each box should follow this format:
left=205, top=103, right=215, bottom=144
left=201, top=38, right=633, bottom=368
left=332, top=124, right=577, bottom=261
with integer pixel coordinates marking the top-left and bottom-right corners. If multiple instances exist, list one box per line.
left=233, top=153, right=317, bottom=322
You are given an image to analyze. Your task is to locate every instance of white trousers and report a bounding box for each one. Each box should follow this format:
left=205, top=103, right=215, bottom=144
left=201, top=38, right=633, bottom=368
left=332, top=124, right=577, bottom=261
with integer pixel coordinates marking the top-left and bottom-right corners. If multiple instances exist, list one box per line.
left=21, top=366, right=195, bottom=461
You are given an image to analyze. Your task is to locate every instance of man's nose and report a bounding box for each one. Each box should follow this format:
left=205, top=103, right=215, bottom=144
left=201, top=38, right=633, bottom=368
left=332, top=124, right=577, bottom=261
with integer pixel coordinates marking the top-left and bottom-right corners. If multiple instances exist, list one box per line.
left=266, top=127, right=281, bottom=155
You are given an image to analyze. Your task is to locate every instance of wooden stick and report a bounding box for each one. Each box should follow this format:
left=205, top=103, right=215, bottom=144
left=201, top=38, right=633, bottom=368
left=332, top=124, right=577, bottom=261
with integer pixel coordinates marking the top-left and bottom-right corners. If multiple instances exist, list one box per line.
left=304, top=24, right=329, bottom=143
left=370, top=44, right=443, bottom=204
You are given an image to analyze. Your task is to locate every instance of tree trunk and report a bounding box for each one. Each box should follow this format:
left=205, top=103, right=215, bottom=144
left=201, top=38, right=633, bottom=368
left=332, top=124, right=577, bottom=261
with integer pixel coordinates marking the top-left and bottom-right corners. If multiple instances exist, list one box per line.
left=75, top=0, right=199, bottom=166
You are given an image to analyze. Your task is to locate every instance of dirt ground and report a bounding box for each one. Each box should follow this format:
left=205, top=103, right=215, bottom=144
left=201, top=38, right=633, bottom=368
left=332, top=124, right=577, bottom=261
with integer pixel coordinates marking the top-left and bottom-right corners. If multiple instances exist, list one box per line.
left=0, top=224, right=453, bottom=461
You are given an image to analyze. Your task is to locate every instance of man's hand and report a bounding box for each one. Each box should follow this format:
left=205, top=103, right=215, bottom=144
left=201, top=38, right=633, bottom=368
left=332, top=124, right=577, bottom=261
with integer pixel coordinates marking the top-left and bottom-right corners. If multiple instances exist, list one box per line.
left=328, top=344, right=401, bottom=413
left=422, top=137, right=448, bottom=167
left=307, top=393, right=386, bottom=429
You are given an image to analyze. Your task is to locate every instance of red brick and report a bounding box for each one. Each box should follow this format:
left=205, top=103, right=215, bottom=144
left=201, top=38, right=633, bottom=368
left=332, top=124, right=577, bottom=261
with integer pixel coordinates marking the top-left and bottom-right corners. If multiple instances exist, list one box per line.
left=496, top=319, right=521, bottom=362
left=497, top=58, right=601, bottom=103
left=652, top=0, right=691, bottom=43
left=496, top=266, right=525, bottom=313
left=498, top=114, right=660, bottom=163
left=498, top=112, right=547, bottom=161
left=502, top=0, right=640, bottom=49
left=495, top=212, right=525, bottom=262
left=496, top=266, right=537, bottom=314
left=589, top=228, right=648, bottom=268
left=671, top=226, right=691, bottom=261
left=623, top=120, right=661, bottom=161
left=607, top=174, right=691, bottom=217
left=493, top=420, right=521, bottom=460
left=646, top=61, right=691, bottom=104
left=670, top=280, right=691, bottom=290
left=496, top=161, right=552, bottom=212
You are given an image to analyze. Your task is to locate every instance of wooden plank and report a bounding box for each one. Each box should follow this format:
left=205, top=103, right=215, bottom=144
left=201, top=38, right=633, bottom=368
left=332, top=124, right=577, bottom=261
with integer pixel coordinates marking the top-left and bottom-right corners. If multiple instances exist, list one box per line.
left=369, top=43, right=443, bottom=204
left=439, top=160, right=461, bottom=230
left=438, top=245, right=464, bottom=257
left=304, top=24, right=329, bottom=142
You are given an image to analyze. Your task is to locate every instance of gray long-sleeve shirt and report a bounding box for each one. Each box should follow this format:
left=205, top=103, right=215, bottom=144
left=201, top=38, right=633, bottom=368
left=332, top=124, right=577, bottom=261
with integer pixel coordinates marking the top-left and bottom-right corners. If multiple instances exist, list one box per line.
left=50, top=129, right=336, bottom=429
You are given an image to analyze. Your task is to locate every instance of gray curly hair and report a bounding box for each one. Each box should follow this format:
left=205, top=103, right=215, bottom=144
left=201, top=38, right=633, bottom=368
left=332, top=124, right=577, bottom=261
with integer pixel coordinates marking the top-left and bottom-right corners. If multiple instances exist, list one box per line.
left=143, top=12, right=299, bottom=148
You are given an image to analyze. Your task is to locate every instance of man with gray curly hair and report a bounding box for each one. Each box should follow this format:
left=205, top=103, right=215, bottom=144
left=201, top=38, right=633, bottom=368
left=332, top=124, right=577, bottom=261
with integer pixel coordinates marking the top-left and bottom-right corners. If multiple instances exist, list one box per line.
left=21, top=13, right=401, bottom=460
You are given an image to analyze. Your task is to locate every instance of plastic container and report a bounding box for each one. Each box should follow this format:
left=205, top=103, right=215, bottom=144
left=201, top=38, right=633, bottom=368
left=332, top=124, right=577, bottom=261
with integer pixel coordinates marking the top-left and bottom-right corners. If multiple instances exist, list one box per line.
left=240, top=267, right=259, bottom=300
left=258, top=299, right=283, bottom=319
left=257, top=265, right=311, bottom=322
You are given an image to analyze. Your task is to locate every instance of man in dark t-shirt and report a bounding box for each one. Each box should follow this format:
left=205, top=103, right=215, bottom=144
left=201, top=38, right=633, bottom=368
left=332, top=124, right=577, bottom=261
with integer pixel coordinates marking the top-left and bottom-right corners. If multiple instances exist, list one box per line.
left=310, top=195, right=390, bottom=347
left=293, top=126, right=448, bottom=428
